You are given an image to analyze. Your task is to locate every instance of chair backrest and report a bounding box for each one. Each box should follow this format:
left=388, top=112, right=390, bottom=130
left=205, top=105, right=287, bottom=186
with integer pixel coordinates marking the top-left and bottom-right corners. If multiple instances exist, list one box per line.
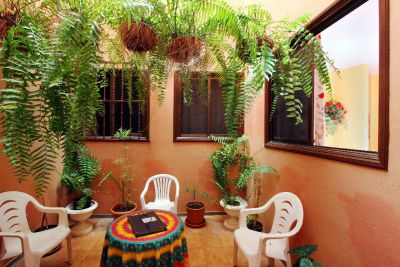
left=0, top=191, right=38, bottom=258
left=0, top=191, right=37, bottom=234
left=270, top=192, right=303, bottom=236
left=146, top=174, right=179, bottom=201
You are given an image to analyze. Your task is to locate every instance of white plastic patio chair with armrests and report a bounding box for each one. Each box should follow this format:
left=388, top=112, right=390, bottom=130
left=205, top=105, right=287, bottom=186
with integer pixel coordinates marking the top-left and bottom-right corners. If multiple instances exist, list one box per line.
left=0, top=191, right=72, bottom=267
left=233, top=192, right=303, bottom=267
left=140, top=174, right=180, bottom=213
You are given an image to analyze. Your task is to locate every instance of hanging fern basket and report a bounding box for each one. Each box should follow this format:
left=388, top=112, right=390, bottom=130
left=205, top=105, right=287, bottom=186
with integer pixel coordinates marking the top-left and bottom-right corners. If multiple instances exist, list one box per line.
left=238, top=35, right=275, bottom=64
left=0, top=11, right=17, bottom=39
left=167, top=36, right=204, bottom=64
left=119, top=22, right=157, bottom=52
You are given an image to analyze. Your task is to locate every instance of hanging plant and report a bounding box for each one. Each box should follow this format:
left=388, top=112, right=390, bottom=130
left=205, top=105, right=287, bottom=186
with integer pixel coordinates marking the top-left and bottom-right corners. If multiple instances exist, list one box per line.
left=119, top=21, right=157, bottom=52
left=0, top=11, right=17, bottom=39
left=167, top=36, right=204, bottom=64
left=238, top=35, right=275, bottom=64
left=325, top=100, right=347, bottom=135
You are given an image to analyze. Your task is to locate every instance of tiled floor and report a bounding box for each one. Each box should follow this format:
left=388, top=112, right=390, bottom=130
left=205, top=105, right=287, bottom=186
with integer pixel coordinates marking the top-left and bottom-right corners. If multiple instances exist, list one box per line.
left=9, top=216, right=278, bottom=267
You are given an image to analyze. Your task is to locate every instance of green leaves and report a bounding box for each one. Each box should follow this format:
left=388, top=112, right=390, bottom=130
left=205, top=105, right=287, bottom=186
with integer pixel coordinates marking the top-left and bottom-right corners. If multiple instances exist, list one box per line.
left=210, top=134, right=277, bottom=200
left=0, top=2, right=103, bottom=198
left=289, top=244, right=323, bottom=267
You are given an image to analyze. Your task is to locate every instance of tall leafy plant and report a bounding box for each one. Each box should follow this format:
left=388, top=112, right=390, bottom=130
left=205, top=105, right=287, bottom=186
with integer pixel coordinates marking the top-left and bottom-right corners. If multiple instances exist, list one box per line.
left=209, top=134, right=277, bottom=206
left=0, top=0, right=103, bottom=200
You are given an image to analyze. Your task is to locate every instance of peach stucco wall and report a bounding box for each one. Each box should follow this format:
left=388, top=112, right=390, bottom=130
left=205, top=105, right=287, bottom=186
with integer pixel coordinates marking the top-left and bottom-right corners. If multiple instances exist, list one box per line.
left=244, top=0, right=400, bottom=266
left=1, top=0, right=400, bottom=266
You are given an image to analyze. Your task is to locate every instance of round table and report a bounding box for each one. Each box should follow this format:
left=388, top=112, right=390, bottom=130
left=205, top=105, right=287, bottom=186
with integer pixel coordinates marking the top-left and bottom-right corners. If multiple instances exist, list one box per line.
left=100, top=210, right=189, bottom=267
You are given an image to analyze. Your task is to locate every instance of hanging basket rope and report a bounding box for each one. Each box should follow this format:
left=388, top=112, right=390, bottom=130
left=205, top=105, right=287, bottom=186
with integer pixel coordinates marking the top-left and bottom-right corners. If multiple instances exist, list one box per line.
left=119, top=22, right=157, bottom=52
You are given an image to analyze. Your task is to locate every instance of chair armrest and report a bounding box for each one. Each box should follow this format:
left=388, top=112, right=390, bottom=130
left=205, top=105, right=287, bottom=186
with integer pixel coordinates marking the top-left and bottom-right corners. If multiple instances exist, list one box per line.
left=238, top=203, right=273, bottom=228
left=33, top=204, right=69, bottom=228
left=174, top=182, right=179, bottom=213
left=0, top=232, right=29, bottom=254
left=260, top=227, right=301, bottom=242
left=0, top=232, right=27, bottom=240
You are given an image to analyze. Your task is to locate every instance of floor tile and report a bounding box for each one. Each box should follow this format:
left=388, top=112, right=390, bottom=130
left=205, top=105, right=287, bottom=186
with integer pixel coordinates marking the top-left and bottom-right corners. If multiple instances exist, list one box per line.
left=6, top=216, right=286, bottom=267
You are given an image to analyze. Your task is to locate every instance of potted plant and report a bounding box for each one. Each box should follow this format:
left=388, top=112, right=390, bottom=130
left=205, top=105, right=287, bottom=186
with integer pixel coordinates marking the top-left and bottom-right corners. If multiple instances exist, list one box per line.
left=0, top=10, right=17, bottom=39
left=246, top=173, right=263, bottom=232
left=100, top=129, right=137, bottom=218
left=119, top=21, right=157, bottom=52
left=106, top=0, right=158, bottom=53
left=63, top=144, right=100, bottom=236
left=162, top=0, right=206, bottom=65
left=210, top=134, right=277, bottom=230
left=289, top=244, right=322, bottom=267
left=184, top=184, right=208, bottom=228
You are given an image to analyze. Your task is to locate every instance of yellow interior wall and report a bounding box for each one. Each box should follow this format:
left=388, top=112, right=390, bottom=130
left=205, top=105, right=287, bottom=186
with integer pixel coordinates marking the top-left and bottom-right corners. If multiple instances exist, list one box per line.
left=369, top=75, right=379, bottom=151
left=325, top=65, right=370, bottom=150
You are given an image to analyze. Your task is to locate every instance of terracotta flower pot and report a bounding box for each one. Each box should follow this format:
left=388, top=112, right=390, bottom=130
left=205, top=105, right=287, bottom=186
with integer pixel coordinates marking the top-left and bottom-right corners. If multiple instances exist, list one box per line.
left=110, top=203, right=137, bottom=219
left=0, top=11, right=17, bottom=39
left=119, top=22, right=157, bottom=52
left=167, top=36, right=204, bottom=64
left=185, top=201, right=206, bottom=228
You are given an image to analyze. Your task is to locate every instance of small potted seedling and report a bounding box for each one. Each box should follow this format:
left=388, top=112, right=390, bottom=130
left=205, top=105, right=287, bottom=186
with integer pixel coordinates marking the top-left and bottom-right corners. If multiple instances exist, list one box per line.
left=184, top=184, right=208, bottom=228
left=100, top=129, right=137, bottom=218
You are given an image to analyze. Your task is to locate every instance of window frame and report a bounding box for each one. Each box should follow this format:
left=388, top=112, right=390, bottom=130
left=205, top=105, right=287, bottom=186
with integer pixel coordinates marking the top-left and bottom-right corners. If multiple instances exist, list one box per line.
left=265, top=0, right=389, bottom=169
left=86, top=69, right=150, bottom=142
left=173, top=72, right=244, bottom=142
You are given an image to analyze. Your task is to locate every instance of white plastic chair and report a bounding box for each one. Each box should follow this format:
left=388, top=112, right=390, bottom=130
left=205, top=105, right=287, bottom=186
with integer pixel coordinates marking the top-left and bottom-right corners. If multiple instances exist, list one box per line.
left=233, top=192, right=303, bottom=267
left=0, top=191, right=72, bottom=267
left=140, top=174, right=179, bottom=213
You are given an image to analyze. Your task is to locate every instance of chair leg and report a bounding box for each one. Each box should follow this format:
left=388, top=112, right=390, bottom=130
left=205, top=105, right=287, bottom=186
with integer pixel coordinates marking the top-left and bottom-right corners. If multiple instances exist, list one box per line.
left=67, top=233, right=72, bottom=265
left=23, top=253, right=41, bottom=267
left=267, top=257, right=275, bottom=267
left=233, top=240, right=238, bottom=266
left=285, top=254, right=292, bottom=267
left=248, top=256, right=261, bottom=267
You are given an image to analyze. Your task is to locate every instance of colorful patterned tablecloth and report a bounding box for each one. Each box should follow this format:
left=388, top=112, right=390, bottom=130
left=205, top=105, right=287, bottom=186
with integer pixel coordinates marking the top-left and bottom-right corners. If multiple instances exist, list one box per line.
left=100, top=210, right=189, bottom=267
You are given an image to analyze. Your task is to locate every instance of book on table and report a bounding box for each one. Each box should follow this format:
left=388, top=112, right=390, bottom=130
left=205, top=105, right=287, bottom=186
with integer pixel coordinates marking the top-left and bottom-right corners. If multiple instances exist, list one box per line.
left=128, top=211, right=167, bottom=237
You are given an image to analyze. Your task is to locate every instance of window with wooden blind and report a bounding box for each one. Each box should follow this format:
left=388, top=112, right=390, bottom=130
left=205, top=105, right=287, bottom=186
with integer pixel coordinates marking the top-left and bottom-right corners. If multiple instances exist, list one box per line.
left=87, top=69, right=149, bottom=141
left=173, top=72, right=243, bottom=142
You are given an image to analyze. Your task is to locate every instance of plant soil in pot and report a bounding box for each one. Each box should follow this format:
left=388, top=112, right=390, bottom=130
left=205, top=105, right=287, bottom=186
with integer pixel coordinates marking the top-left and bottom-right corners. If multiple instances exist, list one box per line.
left=185, top=201, right=206, bottom=228
left=220, top=197, right=248, bottom=231
left=167, top=36, right=204, bottom=64
left=119, top=22, right=157, bottom=52
left=72, top=196, right=93, bottom=210
left=247, top=221, right=263, bottom=232
left=110, top=203, right=137, bottom=219
left=0, top=11, right=17, bottom=39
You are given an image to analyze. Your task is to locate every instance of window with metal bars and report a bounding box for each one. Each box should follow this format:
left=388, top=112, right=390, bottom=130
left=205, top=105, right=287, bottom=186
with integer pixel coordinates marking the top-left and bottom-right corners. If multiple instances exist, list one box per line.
left=87, top=69, right=149, bottom=141
left=173, top=72, right=243, bottom=142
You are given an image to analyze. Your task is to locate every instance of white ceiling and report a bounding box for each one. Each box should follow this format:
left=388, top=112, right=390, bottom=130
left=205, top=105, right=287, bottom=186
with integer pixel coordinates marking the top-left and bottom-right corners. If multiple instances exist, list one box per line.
left=320, top=0, right=379, bottom=75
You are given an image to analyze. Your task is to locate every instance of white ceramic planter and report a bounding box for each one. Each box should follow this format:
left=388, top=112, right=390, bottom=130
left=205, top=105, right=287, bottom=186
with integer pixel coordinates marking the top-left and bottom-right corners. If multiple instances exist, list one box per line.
left=66, top=200, right=98, bottom=237
left=220, top=197, right=248, bottom=231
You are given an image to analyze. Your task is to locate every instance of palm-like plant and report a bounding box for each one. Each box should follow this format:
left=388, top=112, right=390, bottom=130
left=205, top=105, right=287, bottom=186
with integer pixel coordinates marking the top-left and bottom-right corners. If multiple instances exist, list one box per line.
left=209, top=134, right=277, bottom=206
